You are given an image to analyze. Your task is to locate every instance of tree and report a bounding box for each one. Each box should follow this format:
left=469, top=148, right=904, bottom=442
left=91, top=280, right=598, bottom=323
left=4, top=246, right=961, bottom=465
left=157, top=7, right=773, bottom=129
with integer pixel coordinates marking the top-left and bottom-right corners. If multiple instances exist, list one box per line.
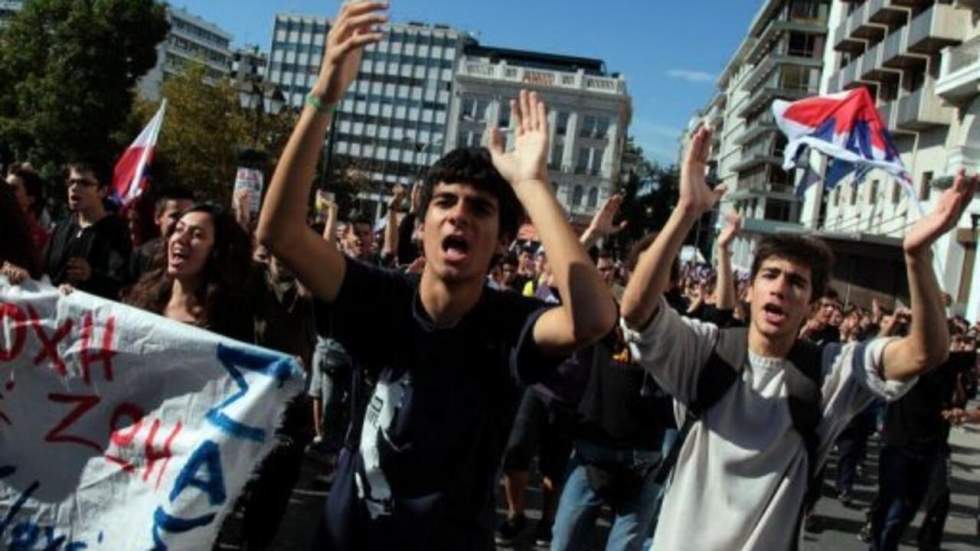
left=0, top=0, right=168, bottom=178
left=613, top=137, right=680, bottom=251
left=131, top=63, right=297, bottom=206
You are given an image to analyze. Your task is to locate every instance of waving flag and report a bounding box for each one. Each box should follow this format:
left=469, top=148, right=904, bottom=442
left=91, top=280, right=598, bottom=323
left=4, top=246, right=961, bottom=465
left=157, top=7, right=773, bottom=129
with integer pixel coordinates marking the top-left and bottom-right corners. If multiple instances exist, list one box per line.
left=113, top=100, right=167, bottom=205
left=772, top=88, right=918, bottom=209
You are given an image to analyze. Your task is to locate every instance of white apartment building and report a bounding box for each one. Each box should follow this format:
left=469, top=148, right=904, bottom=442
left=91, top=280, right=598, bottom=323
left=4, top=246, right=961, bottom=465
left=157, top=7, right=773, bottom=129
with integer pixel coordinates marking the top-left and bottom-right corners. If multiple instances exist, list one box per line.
left=267, top=15, right=468, bottom=217
left=0, top=0, right=22, bottom=26
left=446, top=45, right=632, bottom=226
left=233, top=45, right=267, bottom=83
left=799, top=0, right=980, bottom=316
left=137, top=7, right=234, bottom=101
left=686, top=0, right=832, bottom=270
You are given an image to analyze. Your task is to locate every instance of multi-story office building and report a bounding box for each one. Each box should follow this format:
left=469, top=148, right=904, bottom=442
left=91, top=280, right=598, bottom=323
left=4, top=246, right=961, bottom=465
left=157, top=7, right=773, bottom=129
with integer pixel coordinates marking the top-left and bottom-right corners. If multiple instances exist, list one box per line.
left=267, top=15, right=468, bottom=216
left=446, top=45, right=632, bottom=225
left=799, top=0, right=980, bottom=315
left=0, top=0, right=22, bottom=26
left=232, top=45, right=268, bottom=83
left=684, top=0, right=832, bottom=270
left=137, top=7, right=233, bottom=101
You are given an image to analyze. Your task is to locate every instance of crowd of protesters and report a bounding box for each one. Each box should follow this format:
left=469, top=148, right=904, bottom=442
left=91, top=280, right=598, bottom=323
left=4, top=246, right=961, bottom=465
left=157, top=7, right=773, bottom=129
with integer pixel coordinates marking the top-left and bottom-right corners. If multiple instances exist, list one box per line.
left=3, top=2, right=980, bottom=551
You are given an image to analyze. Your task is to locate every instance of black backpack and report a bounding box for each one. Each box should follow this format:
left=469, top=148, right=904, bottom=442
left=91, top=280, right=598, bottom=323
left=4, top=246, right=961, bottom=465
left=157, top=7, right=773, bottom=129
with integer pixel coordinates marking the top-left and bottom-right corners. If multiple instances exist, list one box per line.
left=652, top=326, right=843, bottom=545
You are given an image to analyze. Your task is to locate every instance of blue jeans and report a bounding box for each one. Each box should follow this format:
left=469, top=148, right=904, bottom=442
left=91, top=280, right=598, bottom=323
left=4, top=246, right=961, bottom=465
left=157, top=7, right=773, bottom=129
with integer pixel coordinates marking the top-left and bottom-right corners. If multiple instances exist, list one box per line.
left=551, top=440, right=664, bottom=551
left=869, top=444, right=946, bottom=551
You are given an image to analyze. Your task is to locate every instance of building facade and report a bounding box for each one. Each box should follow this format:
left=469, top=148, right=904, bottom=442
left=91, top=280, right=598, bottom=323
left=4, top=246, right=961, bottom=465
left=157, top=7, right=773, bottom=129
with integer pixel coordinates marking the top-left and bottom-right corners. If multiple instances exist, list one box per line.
left=686, top=0, right=832, bottom=270
left=232, top=45, right=268, bottom=83
left=798, top=0, right=980, bottom=316
left=267, top=15, right=469, bottom=217
left=445, top=45, right=632, bottom=225
left=0, top=0, right=22, bottom=26
left=137, top=7, right=234, bottom=101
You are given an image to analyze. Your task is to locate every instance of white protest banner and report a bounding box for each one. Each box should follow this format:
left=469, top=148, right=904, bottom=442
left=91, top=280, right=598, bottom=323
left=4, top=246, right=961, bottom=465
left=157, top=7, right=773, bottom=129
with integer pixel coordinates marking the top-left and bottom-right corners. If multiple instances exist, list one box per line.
left=0, top=279, right=304, bottom=550
left=233, top=167, right=264, bottom=217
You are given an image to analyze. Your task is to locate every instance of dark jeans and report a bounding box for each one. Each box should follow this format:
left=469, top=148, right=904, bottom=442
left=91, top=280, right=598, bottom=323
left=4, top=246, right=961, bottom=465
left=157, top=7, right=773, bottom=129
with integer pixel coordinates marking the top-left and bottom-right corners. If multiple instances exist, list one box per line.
left=869, top=443, right=947, bottom=551
left=836, top=405, right=876, bottom=495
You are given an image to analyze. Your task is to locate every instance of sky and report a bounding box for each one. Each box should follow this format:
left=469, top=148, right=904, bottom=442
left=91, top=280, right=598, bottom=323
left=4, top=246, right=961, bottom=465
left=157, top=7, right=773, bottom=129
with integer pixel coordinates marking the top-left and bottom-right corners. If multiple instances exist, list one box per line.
left=177, top=0, right=764, bottom=166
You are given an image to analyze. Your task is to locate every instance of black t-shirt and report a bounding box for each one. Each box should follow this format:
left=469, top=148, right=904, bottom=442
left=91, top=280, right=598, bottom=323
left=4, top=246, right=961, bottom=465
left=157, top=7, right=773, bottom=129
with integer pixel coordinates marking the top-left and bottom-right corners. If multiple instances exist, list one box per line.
left=883, top=351, right=975, bottom=448
left=43, top=214, right=131, bottom=299
left=312, top=258, right=560, bottom=551
left=575, top=329, right=674, bottom=450
left=806, top=324, right=840, bottom=347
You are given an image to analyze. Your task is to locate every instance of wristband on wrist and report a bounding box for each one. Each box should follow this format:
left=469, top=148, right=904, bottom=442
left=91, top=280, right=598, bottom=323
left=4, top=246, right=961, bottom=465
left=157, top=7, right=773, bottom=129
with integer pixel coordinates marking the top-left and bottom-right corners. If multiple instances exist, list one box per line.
left=306, top=94, right=337, bottom=116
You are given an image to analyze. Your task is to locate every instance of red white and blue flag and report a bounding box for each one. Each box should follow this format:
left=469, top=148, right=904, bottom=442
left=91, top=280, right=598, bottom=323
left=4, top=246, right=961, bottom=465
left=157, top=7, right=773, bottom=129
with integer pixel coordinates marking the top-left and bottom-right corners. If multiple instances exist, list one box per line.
left=112, top=100, right=167, bottom=205
left=773, top=88, right=916, bottom=202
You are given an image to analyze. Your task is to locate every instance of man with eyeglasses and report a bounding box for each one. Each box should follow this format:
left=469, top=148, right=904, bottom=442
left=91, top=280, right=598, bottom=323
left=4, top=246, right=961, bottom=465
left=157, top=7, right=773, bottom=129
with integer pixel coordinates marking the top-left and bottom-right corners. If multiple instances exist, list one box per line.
left=42, top=161, right=131, bottom=299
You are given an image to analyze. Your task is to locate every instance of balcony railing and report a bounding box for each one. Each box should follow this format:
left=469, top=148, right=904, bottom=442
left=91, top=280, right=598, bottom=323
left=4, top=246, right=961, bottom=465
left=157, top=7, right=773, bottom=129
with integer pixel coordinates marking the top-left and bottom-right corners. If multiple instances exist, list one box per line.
left=458, top=61, right=628, bottom=95
left=877, top=100, right=896, bottom=129
left=936, top=41, right=980, bottom=102
left=734, top=113, right=777, bottom=146
left=907, top=3, right=967, bottom=54
left=867, top=0, right=912, bottom=25
left=896, top=80, right=955, bottom=130
left=880, top=26, right=925, bottom=70
left=847, top=1, right=888, bottom=40
left=859, top=41, right=901, bottom=82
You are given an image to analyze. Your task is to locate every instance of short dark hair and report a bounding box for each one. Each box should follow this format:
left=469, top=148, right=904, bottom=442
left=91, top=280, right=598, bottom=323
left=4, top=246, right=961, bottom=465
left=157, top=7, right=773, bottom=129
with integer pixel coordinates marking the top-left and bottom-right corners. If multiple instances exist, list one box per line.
left=155, top=185, right=195, bottom=216
left=750, top=234, right=834, bottom=303
left=10, top=167, right=44, bottom=216
left=66, top=160, right=111, bottom=188
left=502, top=253, right=518, bottom=267
left=419, top=147, right=523, bottom=242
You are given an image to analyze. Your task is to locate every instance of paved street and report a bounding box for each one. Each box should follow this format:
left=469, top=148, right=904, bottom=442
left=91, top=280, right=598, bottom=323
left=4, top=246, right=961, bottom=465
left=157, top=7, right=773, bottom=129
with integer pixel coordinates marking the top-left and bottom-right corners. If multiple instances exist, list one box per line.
left=217, top=406, right=980, bottom=551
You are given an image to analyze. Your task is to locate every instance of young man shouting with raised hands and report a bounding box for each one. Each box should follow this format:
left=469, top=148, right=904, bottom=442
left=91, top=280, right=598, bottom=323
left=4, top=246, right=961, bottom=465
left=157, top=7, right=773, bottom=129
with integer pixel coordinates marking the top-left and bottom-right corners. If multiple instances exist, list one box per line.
left=257, top=3, right=617, bottom=550
left=619, top=124, right=978, bottom=551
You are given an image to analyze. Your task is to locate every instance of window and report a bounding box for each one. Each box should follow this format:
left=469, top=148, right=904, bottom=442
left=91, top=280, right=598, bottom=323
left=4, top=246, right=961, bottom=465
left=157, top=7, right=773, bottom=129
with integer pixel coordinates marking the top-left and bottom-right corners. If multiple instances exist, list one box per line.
left=587, top=187, right=599, bottom=209
left=869, top=179, right=879, bottom=203
left=550, top=138, right=565, bottom=170
left=579, top=115, right=597, bottom=138
left=575, top=147, right=590, bottom=175
left=891, top=181, right=902, bottom=204
left=833, top=186, right=840, bottom=207
left=498, top=102, right=511, bottom=128
left=787, top=32, right=817, bottom=58
left=572, top=185, right=584, bottom=207
left=920, top=171, right=933, bottom=201
left=556, top=111, right=569, bottom=135
left=595, top=118, right=610, bottom=140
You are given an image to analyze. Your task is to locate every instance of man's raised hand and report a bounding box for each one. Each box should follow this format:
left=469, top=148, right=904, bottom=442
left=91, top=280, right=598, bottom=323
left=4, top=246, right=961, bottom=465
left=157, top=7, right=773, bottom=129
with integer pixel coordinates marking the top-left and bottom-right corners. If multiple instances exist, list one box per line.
left=679, top=126, right=725, bottom=217
left=314, top=1, right=388, bottom=104
left=588, top=194, right=628, bottom=238
left=488, top=90, right=550, bottom=187
left=904, top=169, right=979, bottom=256
left=718, top=212, right=741, bottom=250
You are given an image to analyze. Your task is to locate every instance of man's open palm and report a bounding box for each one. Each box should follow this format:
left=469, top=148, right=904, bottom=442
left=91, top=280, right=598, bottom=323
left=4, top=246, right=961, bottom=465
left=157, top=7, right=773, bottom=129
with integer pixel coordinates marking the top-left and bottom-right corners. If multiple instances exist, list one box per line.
left=488, top=90, right=549, bottom=186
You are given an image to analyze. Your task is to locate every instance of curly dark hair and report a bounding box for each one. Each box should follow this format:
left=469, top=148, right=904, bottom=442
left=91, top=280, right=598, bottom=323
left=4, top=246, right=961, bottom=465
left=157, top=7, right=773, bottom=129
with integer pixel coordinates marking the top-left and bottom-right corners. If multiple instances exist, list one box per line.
left=124, top=203, right=256, bottom=341
left=418, top=147, right=524, bottom=242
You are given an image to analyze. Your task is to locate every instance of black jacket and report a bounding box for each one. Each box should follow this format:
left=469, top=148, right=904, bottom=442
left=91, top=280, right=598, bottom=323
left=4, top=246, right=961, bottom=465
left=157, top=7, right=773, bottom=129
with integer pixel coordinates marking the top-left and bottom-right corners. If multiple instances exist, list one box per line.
left=43, top=214, right=131, bottom=300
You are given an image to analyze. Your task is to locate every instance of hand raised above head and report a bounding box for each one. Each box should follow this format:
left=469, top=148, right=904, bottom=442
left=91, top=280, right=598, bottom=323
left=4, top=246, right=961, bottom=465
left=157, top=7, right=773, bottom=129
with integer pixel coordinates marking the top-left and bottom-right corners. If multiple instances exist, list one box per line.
left=314, top=1, right=389, bottom=105
left=904, top=169, right=978, bottom=256
left=679, top=126, right=725, bottom=217
left=487, top=90, right=550, bottom=187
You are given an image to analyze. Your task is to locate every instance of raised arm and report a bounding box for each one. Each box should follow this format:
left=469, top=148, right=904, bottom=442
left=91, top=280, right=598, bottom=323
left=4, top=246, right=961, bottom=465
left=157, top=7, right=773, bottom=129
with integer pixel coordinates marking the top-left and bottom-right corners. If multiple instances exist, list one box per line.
left=621, top=126, right=725, bottom=329
left=580, top=194, right=627, bottom=250
left=381, top=185, right=406, bottom=259
left=714, top=212, right=740, bottom=311
left=257, top=2, right=387, bottom=301
left=882, top=169, right=978, bottom=381
left=322, top=199, right=338, bottom=244
left=487, top=90, right=617, bottom=353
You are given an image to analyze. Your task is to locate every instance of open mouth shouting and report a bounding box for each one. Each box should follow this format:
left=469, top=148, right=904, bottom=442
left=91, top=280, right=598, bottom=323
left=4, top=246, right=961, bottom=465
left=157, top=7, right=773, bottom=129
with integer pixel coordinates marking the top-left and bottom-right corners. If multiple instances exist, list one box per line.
left=762, top=303, right=788, bottom=326
left=441, top=233, right=471, bottom=264
left=169, top=244, right=190, bottom=271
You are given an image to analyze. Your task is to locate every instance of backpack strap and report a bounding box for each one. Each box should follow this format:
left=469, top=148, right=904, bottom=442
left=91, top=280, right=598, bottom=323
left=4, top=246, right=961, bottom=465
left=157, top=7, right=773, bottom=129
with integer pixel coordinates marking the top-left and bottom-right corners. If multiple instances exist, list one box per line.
left=653, top=327, right=746, bottom=484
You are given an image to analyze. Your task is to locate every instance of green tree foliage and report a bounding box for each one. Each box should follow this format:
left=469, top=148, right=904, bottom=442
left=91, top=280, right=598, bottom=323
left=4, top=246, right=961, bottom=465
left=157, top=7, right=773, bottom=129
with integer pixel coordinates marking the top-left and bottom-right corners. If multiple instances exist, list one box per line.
left=131, top=62, right=297, bottom=206
left=614, top=137, right=680, bottom=249
left=0, top=0, right=169, bottom=177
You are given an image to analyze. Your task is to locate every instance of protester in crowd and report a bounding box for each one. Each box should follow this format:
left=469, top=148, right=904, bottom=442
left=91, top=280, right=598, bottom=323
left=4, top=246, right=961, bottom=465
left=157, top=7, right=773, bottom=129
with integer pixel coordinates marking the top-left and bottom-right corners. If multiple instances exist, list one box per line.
left=800, top=291, right=842, bottom=346
left=124, top=202, right=254, bottom=341
left=618, top=123, right=974, bottom=550
left=864, top=346, right=976, bottom=551
left=42, top=161, right=131, bottom=300
left=497, top=198, right=627, bottom=547
left=686, top=213, right=741, bottom=328
left=257, top=4, right=616, bottom=549
left=395, top=182, right=424, bottom=266
left=6, top=166, right=49, bottom=250
left=550, top=232, right=678, bottom=551
left=128, top=186, right=195, bottom=283
left=0, top=183, right=41, bottom=282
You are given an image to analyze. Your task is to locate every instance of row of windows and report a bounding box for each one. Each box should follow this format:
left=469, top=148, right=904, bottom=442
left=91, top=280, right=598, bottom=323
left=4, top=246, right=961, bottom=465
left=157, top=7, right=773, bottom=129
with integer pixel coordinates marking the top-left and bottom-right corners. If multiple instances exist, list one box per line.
left=171, top=16, right=229, bottom=49
left=336, top=112, right=447, bottom=135
left=458, top=99, right=612, bottom=140
left=168, top=36, right=231, bottom=67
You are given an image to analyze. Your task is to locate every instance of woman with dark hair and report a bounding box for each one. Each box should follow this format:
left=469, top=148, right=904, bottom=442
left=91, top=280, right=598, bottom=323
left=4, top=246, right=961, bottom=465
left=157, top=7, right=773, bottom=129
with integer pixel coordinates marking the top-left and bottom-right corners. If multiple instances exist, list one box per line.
left=0, top=183, right=41, bottom=282
left=6, top=166, right=50, bottom=249
left=124, top=203, right=255, bottom=342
